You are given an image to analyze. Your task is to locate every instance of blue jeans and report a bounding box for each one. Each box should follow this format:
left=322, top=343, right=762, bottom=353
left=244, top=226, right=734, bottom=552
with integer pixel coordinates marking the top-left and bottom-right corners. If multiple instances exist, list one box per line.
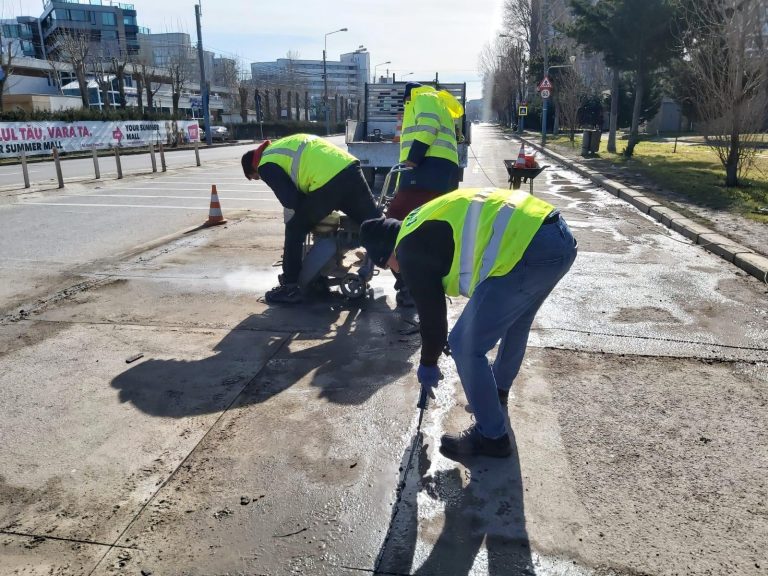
left=447, top=216, right=577, bottom=439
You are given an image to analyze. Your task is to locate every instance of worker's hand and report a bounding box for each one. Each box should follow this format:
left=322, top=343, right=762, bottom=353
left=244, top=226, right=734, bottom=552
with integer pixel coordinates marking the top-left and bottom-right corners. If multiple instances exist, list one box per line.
left=417, top=364, right=443, bottom=399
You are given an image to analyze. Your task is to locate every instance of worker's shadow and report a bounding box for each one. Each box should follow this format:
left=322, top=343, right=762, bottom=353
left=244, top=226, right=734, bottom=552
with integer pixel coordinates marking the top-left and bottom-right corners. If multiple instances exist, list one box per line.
left=376, top=430, right=533, bottom=576
left=110, top=294, right=415, bottom=417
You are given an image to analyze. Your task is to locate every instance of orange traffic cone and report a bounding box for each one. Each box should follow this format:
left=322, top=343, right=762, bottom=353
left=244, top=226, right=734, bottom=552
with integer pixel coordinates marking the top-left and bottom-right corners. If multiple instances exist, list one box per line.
left=514, top=143, right=527, bottom=168
left=203, top=184, right=227, bottom=226
left=393, top=113, right=403, bottom=143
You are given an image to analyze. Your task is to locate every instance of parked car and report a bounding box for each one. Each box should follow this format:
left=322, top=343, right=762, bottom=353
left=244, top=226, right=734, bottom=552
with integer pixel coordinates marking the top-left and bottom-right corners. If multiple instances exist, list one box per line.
left=200, top=126, right=229, bottom=142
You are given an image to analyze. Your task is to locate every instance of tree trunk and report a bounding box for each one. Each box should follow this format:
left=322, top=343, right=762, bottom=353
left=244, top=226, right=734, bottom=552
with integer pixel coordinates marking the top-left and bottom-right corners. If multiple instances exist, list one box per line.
left=264, top=89, right=271, bottom=120
left=145, top=79, right=154, bottom=110
left=305, top=91, right=309, bottom=122
left=239, top=86, right=248, bottom=123
left=136, top=76, right=144, bottom=113
left=624, top=68, right=644, bottom=157
left=295, top=93, right=300, bottom=121
left=76, top=68, right=89, bottom=107
left=172, top=91, right=180, bottom=118
left=117, top=71, right=126, bottom=109
left=99, top=79, right=111, bottom=111
left=276, top=89, right=282, bottom=119
left=608, top=67, right=619, bottom=153
left=287, top=91, right=292, bottom=120
left=0, top=79, right=5, bottom=112
left=725, top=131, right=740, bottom=187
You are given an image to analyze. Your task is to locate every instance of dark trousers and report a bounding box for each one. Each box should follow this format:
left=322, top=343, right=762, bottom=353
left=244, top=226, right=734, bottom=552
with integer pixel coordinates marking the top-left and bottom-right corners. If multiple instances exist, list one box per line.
left=283, top=164, right=381, bottom=283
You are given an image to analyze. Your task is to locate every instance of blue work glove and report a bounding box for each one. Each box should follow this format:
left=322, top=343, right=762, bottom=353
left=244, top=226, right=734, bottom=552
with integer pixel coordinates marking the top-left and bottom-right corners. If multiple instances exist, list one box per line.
left=417, top=364, right=442, bottom=400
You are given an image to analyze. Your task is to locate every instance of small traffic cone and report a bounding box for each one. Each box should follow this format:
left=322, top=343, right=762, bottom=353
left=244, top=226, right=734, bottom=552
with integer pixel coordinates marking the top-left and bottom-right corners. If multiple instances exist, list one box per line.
left=393, top=113, right=403, bottom=143
left=203, top=184, right=227, bottom=226
left=514, top=143, right=527, bottom=168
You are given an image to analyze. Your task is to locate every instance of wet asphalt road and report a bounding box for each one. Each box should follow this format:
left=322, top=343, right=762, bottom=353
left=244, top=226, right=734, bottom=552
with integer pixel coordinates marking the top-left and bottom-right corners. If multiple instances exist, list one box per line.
left=0, top=125, right=766, bottom=576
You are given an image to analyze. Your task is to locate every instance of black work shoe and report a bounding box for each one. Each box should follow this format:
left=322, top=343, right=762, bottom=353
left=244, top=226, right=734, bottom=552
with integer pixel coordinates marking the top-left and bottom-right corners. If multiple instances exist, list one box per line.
left=396, top=288, right=415, bottom=308
left=440, top=425, right=512, bottom=459
left=265, top=283, right=303, bottom=304
left=498, top=388, right=509, bottom=406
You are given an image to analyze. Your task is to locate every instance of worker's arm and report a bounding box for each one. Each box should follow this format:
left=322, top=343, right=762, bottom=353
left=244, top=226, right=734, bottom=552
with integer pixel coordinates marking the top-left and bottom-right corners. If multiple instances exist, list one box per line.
left=258, top=163, right=301, bottom=209
left=397, top=221, right=454, bottom=366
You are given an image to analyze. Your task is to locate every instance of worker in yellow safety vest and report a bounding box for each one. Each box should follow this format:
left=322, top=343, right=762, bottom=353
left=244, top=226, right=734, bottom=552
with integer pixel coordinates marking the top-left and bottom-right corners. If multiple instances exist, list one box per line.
left=241, top=134, right=380, bottom=304
left=360, top=187, right=577, bottom=458
left=386, top=82, right=465, bottom=307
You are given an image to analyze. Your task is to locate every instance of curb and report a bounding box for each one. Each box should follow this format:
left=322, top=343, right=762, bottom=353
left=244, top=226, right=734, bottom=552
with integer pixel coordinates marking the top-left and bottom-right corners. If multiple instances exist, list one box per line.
left=519, top=136, right=768, bottom=284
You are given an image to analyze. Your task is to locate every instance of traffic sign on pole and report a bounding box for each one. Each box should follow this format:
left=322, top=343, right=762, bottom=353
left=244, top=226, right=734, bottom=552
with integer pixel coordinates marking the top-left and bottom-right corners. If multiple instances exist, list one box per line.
left=540, top=88, right=551, bottom=99
left=518, top=105, right=528, bottom=116
left=538, top=76, right=553, bottom=91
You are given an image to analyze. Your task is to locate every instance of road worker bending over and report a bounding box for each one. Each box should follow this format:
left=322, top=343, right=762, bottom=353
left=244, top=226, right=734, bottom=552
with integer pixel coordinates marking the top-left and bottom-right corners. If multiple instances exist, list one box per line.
left=360, top=187, right=577, bottom=458
left=242, top=134, right=380, bottom=304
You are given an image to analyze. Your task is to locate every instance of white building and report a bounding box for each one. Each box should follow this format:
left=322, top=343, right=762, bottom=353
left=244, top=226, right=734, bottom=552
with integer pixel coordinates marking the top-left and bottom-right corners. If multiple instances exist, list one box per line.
left=250, top=46, right=370, bottom=116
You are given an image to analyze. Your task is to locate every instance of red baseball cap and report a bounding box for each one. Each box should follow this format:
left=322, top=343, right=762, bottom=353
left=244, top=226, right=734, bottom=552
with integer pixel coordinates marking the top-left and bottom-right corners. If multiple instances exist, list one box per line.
left=251, top=140, right=271, bottom=170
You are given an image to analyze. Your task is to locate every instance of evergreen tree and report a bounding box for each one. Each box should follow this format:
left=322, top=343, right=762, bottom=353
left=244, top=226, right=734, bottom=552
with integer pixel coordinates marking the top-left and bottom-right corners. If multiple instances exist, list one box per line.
left=568, top=0, right=682, bottom=156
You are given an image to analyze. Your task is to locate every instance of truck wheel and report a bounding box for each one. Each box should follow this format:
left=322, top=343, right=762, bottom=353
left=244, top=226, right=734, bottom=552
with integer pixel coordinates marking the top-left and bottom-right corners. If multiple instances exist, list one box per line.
left=362, top=167, right=376, bottom=188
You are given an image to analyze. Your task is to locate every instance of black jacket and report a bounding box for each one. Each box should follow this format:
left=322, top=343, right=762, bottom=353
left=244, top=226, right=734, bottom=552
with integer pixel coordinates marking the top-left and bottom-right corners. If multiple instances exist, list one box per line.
left=396, top=220, right=454, bottom=366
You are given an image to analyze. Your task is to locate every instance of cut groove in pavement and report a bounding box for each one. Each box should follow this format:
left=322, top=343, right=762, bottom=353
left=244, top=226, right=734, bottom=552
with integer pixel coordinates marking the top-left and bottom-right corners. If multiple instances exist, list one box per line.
left=0, top=530, right=139, bottom=551
left=537, top=326, right=768, bottom=353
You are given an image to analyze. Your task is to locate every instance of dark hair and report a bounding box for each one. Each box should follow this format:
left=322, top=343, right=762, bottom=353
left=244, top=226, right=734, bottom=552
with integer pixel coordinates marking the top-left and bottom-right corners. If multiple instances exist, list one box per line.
left=241, top=151, right=256, bottom=178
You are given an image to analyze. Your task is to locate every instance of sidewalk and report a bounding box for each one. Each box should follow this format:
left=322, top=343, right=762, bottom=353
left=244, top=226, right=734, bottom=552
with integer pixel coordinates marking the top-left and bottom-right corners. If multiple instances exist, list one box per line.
left=517, top=133, right=768, bottom=283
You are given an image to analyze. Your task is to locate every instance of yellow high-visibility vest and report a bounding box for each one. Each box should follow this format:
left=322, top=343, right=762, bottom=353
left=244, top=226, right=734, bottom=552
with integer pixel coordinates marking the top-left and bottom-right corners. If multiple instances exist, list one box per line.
left=399, top=86, right=463, bottom=165
left=395, top=187, right=554, bottom=297
left=259, top=133, right=355, bottom=193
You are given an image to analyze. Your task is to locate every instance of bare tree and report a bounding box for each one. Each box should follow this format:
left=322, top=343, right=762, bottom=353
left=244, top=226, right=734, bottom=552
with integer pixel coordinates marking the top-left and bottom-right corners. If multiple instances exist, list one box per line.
left=46, top=55, right=66, bottom=95
left=0, top=30, right=16, bottom=112
left=89, top=52, right=113, bottom=110
left=678, top=0, right=768, bottom=186
left=555, top=69, right=584, bottom=141
left=238, top=80, right=250, bottom=123
left=503, top=0, right=542, bottom=58
left=479, top=37, right=527, bottom=126
left=138, top=61, right=161, bottom=112
left=167, top=45, right=193, bottom=118
left=106, top=46, right=130, bottom=109
left=52, top=30, right=91, bottom=107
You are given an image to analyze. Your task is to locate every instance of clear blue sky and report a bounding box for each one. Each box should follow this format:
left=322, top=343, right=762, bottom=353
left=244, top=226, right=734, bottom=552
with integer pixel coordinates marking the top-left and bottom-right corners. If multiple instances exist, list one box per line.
left=6, top=0, right=504, bottom=100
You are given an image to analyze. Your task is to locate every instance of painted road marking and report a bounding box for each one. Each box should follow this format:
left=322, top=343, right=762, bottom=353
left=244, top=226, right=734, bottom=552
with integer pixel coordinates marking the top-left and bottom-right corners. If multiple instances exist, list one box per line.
left=104, top=186, right=260, bottom=192
left=81, top=194, right=274, bottom=201
left=30, top=203, right=216, bottom=210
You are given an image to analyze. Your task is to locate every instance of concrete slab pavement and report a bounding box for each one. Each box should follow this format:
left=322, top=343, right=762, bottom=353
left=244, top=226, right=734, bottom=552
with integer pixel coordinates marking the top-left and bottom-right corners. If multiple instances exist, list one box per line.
left=2, top=125, right=767, bottom=575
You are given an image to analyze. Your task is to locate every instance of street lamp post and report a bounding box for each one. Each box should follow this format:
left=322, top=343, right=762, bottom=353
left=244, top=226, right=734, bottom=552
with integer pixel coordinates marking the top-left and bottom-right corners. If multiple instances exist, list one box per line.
left=324, top=27, right=348, bottom=136
left=373, top=60, right=391, bottom=84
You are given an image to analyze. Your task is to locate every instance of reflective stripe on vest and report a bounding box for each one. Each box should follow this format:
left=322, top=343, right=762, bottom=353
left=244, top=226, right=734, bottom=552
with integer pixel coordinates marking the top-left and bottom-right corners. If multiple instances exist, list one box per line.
left=260, top=135, right=318, bottom=189
left=396, top=188, right=554, bottom=297
left=399, top=88, right=459, bottom=165
left=259, top=134, right=354, bottom=193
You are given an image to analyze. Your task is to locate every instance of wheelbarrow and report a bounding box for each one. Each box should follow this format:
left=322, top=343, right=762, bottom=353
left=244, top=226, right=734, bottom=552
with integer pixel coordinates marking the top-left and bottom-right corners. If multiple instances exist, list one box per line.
left=503, top=160, right=548, bottom=194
